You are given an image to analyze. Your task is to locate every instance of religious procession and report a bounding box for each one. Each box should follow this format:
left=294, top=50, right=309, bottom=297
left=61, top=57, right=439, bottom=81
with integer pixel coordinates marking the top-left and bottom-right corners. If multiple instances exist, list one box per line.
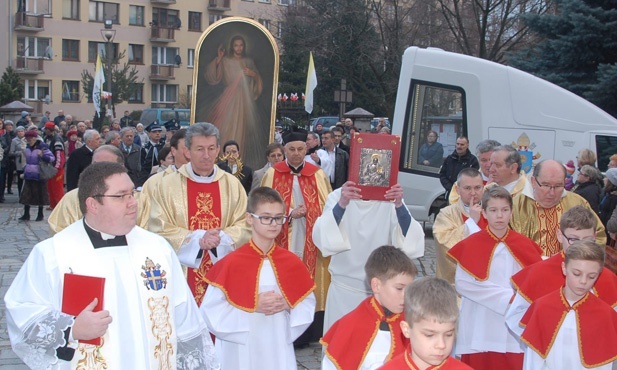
left=3, top=8, right=617, bottom=370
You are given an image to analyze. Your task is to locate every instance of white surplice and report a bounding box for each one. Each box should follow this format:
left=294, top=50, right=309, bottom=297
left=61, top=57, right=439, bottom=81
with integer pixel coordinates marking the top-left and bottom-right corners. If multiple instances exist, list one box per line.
left=200, top=260, right=316, bottom=370
left=312, top=188, right=425, bottom=333
left=455, top=242, right=524, bottom=355
left=4, top=221, right=218, bottom=370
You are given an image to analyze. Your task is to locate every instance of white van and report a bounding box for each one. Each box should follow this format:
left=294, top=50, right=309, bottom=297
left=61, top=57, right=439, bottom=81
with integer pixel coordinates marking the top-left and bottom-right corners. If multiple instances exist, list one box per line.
left=392, top=47, right=617, bottom=222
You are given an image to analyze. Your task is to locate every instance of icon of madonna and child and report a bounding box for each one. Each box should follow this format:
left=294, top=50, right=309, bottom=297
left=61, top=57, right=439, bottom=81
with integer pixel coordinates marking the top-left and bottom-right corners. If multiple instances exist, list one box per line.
left=193, top=18, right=279, bottom=170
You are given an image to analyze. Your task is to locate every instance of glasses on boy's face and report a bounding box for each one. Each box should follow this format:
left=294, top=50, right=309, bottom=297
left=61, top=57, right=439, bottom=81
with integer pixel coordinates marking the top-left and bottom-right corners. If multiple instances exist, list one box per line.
left=250, top=213, right=288, bottom=225
left=563, top=235, right=595, bottom=245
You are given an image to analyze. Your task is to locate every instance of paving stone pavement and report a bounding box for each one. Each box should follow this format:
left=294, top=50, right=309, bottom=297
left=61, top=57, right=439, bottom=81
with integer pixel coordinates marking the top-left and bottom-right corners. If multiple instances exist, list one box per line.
left=0, top=186, right=437, bottom=370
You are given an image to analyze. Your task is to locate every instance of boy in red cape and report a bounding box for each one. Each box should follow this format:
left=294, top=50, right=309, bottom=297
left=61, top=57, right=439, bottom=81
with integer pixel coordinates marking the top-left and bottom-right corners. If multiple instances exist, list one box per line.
left=381, top=277, right=473, bottom=370
left=447, top=186, right=543, bottom=370
left=200, top=187, right=316, bottom=369
left=506, top=205, right=617, bottom=338
left=321, top=245, right=417, bottom=369
left=520, top=240, right=617, bottom=369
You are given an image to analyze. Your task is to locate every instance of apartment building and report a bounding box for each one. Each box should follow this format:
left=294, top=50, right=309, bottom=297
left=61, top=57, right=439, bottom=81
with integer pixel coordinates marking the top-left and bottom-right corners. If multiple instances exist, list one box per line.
left=1, top=0, right=292, bottom=121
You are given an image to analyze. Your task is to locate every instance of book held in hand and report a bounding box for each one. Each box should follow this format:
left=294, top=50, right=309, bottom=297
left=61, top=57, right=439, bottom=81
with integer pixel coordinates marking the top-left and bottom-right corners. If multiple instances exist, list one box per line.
left=62, top=273, right=105, bottom=346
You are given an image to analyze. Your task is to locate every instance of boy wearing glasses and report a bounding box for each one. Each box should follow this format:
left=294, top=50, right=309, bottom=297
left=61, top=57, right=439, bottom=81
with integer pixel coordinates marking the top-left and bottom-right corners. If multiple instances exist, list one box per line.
left=448, top=187, right=543, bottom=369
left=200, top=187, right=316, bottom=369
left=506, top=205, right=617, bottom=338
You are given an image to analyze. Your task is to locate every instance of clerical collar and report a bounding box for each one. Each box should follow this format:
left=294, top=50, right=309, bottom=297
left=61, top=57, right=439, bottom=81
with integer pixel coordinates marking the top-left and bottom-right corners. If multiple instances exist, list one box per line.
left=83, top=219, right=128, bottom=248
left=286, top=159, right=304, bottom=175
left=187, top=162, right=217, bottom=183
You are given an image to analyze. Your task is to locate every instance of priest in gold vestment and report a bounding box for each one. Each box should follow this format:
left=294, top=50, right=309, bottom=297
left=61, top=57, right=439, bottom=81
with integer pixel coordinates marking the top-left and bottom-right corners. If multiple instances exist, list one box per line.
left=511, top=159, right=606, bottom=256
left=434, top=168, right=487, bottom=284
left=149, top=123, right=251, bottom=305
left=260, top=131, right=332, bottom=342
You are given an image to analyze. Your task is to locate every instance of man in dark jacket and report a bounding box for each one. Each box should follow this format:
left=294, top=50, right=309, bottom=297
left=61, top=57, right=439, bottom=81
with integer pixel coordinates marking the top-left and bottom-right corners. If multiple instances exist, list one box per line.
left=66, top=129, right=101, bottom=191
left=119, top=110, right=134, bottom=128
left=322, top=130, right=348, bottom=190
left=439, top=136, right=479, bottom=199
left=138, top=123, right=164, bottom=187
left=119, top=127, right=141, bottom=187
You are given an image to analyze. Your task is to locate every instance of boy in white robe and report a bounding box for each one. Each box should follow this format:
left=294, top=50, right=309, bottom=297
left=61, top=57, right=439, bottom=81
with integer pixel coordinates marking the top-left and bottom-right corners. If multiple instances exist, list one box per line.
left=200, top=187, right=316, bottom=370
left=4, top=162, right=218, bottom=369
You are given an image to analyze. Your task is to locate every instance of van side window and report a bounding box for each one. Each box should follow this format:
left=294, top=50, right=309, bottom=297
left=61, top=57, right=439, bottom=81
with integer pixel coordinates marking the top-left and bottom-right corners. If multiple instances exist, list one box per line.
left=595, top=135, right=617, bottom=171
left=401, top=80, right=466, bottom=175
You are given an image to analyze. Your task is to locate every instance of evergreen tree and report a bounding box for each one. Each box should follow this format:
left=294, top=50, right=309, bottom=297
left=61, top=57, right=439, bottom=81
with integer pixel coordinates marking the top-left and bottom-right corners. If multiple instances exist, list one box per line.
left=509, top=0, right=617, bottom=116
left=0, top=66, right=24, bottom=106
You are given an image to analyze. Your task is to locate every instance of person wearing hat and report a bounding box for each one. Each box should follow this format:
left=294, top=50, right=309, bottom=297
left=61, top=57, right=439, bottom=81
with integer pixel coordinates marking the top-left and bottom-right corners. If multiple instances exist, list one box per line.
left=600, top=168, right=617, bottom=230
left=19, top=130, right=55, bottom=221
left=164, top=119, right=179, bottom=144
left=9, top=126, right=27, bottom=196
left=64, top=129, right=82, bottom=158
left=43, top=122, right=66, bottom=209
left=17, top=111, right=30, bottom=128
left=138, top=123, right=165, bottom=187
left=260, top=129, right=332, bottom=345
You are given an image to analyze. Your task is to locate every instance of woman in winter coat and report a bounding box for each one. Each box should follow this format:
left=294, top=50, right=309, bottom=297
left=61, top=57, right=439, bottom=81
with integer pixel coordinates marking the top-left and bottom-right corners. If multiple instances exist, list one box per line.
left=19, top=130, right=54, bottom=221
left=9, top=126, right=27, bottom=196
left=572, top=165, right=603, bottom=214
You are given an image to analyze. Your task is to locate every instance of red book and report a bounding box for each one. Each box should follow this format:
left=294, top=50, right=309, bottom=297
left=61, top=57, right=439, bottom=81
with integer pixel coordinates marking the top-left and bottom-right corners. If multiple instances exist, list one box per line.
left=61, top=273, right=105, bottom=346
left=348, top=133, right=401, bottom=200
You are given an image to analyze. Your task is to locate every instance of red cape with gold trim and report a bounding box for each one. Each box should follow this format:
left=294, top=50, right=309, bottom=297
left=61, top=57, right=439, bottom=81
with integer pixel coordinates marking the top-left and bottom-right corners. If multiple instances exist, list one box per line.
left=447, top=228, right=543, bottom=281
left=380, top=349, right=474, bottom=369
left=205, top=241, right=315, bottom=312
left=521, top=289, right=617, bottom=368
left=320, top=296, right=408, bottom=370
left=511, top=252, right=617, bottom=306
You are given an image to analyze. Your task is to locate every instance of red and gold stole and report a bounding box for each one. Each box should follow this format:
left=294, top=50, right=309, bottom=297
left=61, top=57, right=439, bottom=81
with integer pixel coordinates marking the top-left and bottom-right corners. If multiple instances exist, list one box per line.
left=448, top=228, right=543, bottom=281
left=271, top=161, right=323, bottom=278
left=321, top=297, right=408, bottom=370
left=205, top=240, right=315, bottom=311
left=534, top=201, right=565, bottom=256
left=186, top=179, right=221, bottom=305
left=521, top=289, right=617, bottom=368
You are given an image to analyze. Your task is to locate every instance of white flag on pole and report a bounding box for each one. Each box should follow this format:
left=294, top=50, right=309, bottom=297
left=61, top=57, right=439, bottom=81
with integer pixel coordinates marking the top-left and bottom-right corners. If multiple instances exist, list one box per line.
left=305, top=52, right=317, bottom=114
left=93, top=54, right=105, bottom=116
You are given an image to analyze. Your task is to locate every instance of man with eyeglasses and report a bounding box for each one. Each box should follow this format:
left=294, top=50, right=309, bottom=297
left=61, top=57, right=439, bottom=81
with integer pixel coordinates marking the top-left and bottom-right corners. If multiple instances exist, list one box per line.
left=506, top=205, right=617, bottom=339
left=511, top=159, right=606, bottom=256
left=148, top=122, right=251, bottom=306
left=5, top=162, right=219, bottom=369
left=434, top=168, right=488, bottom=285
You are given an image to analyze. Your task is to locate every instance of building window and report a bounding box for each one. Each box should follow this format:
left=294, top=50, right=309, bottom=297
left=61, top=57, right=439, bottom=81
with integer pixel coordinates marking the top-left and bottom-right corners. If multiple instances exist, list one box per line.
left=259, top=19, right=270, bottom=30
left=187, top=85, right=192, bottom=100
left=128, top=83, right=144, bottom=103
left=277, top=22, right=284, bottom=38
left=188, top=49, right=194, bottom=68
left=128, top=44, right=144, bottom=64
left=188, top=12, right=201, bottom=31
left=152, top=8, right=180, bottom=28
left=151, top=84, right=178, bottom=103
left=25, top=0, right=52, bottom=15
left=152, top=47, right=179, bottom=65
left=209, top=14, right=223, bottom=25
left=62, top=39, right=79, bottom=61
left=258, top=0, right=271, bottom=3
left=88, top=1, right=119, bottom=24
left=278, top=0, right=295, bottom=4
left=88, top=41, right=118, bottom=62
left=62, top=81, right=80, bottom=102
left=17, top=37, right=51, bottom=58
left=24, top=79, right=51, bottom=100
left=63, top=0, right=80, bottom=19
left=129, top=5, right=144, bottom=26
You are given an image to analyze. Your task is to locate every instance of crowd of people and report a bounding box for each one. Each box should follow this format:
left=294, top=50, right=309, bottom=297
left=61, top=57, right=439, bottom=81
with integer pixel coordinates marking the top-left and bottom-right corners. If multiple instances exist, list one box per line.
left=3, top=111, right=617, bottom=369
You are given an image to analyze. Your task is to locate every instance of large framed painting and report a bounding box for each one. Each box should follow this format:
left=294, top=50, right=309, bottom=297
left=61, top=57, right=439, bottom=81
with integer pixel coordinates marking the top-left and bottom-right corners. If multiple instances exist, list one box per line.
left=192, top=17, right=279, bottom=170
left=348, top=133, right=401, bottom=201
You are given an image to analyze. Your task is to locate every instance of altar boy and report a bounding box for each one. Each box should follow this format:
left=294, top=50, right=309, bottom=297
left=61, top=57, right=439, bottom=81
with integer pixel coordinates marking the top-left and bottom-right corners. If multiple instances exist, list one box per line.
left=200, top=187, right=316, bottom=370
left=447, top=186, right=542, bottom=369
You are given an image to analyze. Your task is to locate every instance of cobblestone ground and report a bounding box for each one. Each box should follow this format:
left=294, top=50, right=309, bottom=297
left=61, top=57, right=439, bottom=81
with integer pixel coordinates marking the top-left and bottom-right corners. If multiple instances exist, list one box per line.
left=0, top=186, right=436, bottom=370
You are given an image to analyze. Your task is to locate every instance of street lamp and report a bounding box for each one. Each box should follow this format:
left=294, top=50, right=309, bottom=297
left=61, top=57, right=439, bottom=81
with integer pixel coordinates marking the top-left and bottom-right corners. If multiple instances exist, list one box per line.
left=100, top=20, right=116, bottom=121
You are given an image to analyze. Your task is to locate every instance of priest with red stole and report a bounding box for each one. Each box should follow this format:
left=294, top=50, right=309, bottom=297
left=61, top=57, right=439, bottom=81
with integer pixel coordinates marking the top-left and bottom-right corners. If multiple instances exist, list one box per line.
left=149, top=122, right=251, bottom=305
left=260, top=129, right=332, bottom=342
left=448, top=186, right=543, bottom=370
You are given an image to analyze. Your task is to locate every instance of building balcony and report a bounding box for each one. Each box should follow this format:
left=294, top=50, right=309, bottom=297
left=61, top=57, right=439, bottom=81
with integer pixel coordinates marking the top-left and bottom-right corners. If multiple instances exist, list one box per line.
left=208, top=0, right=231, bottom=11
left=150, top=65, right=175, bottom=80
left=15, top=57, right=44, bottom=74
left=150, top=0, right=176, bottom=4
left=150, top=26, right=175, bottom=42
left=14, top=12, right=44, bottom=32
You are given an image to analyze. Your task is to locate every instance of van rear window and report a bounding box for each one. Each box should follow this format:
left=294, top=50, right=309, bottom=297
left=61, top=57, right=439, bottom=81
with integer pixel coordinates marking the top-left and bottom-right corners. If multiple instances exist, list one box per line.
left=400, top=80, right=466, bottom=175
left=595, top=135, right=617, bottom=171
